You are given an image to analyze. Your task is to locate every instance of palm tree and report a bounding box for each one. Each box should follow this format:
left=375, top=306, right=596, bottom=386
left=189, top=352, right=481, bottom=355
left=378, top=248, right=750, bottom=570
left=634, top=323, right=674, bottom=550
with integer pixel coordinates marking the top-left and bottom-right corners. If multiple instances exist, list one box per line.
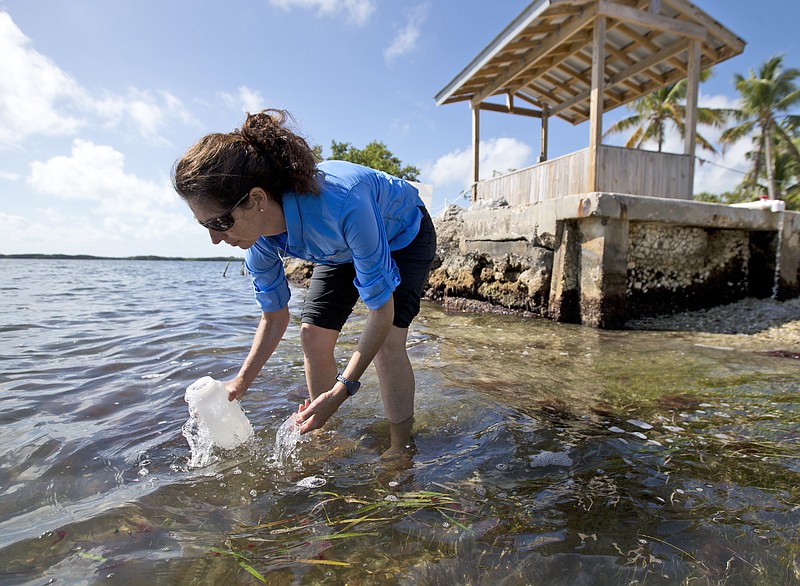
left=785, top=134, right=800, bottom=210
left=771, top=147, right=800, bottom=210
left=604, top=71, right=732, bottom=153
left=720, top=55, right=800, bottom=200
left=757, top=132, right=800, bottom=210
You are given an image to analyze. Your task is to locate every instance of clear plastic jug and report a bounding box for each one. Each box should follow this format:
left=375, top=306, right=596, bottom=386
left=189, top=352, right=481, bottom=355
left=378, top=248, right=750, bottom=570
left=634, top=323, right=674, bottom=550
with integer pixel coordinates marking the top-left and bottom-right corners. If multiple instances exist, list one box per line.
left=184, top=376, right=254, bottom=450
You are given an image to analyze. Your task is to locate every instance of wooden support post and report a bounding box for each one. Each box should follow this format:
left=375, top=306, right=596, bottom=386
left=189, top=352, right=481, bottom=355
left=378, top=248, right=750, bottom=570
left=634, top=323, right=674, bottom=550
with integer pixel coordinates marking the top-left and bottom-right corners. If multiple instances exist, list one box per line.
left=471, top=104, right=480, bottom=202
left=539, top=104, right=550, bottom=163
left=588, top=15, right=606, bottom=192
left=684, top=39, right=700, bottom=199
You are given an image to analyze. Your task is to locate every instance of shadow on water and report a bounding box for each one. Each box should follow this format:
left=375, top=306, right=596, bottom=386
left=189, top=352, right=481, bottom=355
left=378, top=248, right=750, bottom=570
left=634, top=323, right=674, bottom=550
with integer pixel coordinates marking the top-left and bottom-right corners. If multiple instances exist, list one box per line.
left=0, top=259, right=798, bottom=585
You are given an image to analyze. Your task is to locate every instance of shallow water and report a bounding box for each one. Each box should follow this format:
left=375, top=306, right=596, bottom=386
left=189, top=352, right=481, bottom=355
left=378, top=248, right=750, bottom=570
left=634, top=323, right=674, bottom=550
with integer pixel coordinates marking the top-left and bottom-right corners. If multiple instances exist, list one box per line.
left=1, top=258, right=798, bottom=585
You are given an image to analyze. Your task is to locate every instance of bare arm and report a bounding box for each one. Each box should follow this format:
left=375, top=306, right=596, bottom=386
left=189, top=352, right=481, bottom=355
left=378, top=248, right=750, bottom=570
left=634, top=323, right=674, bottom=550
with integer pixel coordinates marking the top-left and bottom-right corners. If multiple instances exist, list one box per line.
left=296, top=295, right=394, bottom=433
left=225, top=305, right=290, bottom=401
left=339, top=295, right=394, bottom=387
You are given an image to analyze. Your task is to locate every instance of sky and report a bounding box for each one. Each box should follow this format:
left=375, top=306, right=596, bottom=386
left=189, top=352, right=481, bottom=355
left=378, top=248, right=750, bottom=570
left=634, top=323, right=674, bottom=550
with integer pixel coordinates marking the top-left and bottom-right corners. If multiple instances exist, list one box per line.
left=0, top=0, right=797, bottom=258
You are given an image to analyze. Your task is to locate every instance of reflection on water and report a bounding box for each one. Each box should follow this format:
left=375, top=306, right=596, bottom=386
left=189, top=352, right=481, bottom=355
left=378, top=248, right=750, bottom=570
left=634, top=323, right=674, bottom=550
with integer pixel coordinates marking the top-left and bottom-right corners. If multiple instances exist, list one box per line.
left=1, top=259, right=798, bottom=585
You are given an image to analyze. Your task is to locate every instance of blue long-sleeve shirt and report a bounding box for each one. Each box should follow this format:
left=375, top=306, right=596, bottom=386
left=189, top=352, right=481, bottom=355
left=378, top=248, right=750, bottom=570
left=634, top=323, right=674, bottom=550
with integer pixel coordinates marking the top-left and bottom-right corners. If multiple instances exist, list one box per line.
left=245, top=160, right=425, bottom=313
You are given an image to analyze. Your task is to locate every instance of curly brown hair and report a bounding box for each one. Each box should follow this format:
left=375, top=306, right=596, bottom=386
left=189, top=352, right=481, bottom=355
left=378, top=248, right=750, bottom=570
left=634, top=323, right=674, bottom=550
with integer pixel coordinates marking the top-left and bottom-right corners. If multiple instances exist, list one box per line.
left=172, top=109, right=320, bottom=212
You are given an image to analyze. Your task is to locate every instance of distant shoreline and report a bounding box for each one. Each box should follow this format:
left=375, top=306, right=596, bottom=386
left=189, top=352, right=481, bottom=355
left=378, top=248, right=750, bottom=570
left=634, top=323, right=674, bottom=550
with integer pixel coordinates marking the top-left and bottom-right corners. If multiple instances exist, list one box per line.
left=0, top=253, right=244, bottom=262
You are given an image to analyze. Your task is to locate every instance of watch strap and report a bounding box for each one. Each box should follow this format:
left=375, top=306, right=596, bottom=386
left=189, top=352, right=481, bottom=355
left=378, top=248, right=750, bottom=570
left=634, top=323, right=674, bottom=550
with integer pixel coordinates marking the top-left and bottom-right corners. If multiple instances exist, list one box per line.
left=335, top=373, right=361, bottom=396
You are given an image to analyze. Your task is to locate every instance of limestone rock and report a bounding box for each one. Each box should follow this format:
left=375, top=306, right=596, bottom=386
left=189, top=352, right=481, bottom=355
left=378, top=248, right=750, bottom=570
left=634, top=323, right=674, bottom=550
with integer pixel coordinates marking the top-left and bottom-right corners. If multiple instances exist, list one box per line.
left=426, top=206, right=553, bottom=315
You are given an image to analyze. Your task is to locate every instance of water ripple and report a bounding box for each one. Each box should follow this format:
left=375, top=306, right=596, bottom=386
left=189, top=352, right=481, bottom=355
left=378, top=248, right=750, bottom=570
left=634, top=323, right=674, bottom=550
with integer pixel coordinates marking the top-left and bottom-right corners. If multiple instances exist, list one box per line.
left=1, top=258, right=798, bottom=585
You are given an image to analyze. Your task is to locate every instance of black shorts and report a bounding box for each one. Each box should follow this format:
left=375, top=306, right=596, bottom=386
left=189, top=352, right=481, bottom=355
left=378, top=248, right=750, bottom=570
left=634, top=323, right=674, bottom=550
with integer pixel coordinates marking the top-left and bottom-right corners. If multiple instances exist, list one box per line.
left=300, top=207, right=437, bottom=330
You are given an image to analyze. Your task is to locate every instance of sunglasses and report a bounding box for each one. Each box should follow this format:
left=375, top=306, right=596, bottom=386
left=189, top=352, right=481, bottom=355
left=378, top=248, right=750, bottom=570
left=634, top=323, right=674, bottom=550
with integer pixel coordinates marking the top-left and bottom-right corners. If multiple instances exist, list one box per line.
left=197, top=192, right=250, bottom=232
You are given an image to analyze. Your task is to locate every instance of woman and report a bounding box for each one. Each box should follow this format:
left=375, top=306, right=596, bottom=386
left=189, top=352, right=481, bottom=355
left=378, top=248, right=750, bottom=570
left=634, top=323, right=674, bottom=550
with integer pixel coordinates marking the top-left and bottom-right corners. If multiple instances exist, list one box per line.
left=172, top=109, right=436, bottom=456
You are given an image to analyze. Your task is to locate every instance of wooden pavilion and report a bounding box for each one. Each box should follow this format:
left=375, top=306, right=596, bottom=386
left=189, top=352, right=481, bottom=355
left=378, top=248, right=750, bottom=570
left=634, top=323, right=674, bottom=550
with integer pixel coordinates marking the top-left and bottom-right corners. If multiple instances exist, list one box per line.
left=435, top=0, right=746, bottom=203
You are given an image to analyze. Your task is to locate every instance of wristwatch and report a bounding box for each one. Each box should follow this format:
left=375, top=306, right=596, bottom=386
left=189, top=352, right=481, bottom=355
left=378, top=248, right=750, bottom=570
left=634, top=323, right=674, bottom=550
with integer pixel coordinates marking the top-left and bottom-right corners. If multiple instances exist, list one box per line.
left=335, top=373, right=361, bottom=396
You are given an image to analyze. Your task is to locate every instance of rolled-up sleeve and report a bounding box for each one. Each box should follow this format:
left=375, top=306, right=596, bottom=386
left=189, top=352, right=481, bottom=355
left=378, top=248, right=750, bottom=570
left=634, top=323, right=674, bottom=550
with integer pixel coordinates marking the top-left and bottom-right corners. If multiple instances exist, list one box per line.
left=245, top=240, right=291, bottom=312
left=340, top=183, right=400, bottom=310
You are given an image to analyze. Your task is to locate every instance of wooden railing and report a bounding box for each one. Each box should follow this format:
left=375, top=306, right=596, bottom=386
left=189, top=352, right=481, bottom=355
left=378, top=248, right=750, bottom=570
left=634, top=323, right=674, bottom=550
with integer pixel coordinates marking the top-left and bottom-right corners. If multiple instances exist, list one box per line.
left=475, top=146, right=693, bottom=204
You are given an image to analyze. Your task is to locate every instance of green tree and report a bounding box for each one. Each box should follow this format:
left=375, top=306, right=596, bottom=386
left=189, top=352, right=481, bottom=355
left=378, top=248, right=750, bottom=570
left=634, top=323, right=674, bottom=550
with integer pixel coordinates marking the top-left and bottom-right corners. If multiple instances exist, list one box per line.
left=604, top=71, right=733, bottom=153
left=693, top=191, right=726, bottom=204
left=733, top=125, right=800, bottom=210
left=693, top=189, right=751, bottom=205
left=329, top=140, right=420, bottom=180
left=720, top=55, right=800, bottom=200
left=785, top=134, right=800, bottom=209
left=767, top=142, right=800, bottom=209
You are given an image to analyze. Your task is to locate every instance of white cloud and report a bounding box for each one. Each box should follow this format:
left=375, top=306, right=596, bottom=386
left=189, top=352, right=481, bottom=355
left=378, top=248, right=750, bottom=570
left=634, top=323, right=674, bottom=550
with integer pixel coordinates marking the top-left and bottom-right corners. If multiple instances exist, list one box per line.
left=220, top=86, right=266, bottom=115
left=660, top=92, right=751, bottom=194
left=0, top=170, right=21, bottom=181
left=0, top=12, right=86, bottom=147
left=269, top=0, right=375, bottom=25
left=425, top=148, right=471, bottom=187
left=2, top=140, right=209, bottom=255
left=0, top=207, right=110, bottom=255
left=93, top=89, right=195, bottom=141
left=0, top=12, right=193, bottom=149
left=700, top=92, right=742, bottom=110
left=421, top=137, right=533, bottom=211
left=425, top=137, right=533, bottom=190
left=694, top=138, right=751, bottom=195
left=604, top=92, right=751, bottom=195
left=0, top=205, right=199, bottom=256
left=28, top=139, right=176, bottom=215
left=384, top=3, right=430, bottom=63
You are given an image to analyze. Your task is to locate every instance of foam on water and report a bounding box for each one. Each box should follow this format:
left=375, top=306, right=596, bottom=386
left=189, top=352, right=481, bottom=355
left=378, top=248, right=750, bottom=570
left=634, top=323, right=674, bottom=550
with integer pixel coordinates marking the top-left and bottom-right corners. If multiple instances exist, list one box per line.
left=296, top=475, right=326, bottom=489
left=272, top=413, right=308, bottom=467
left=529, top=450, right=574, bottom=468
left=182, top=415, right=215, bottom=469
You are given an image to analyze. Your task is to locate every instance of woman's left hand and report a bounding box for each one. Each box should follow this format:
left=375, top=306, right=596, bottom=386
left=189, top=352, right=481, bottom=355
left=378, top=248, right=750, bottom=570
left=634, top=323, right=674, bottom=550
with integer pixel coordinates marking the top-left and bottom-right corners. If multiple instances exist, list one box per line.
left=295, top=388, right=347, bottom=434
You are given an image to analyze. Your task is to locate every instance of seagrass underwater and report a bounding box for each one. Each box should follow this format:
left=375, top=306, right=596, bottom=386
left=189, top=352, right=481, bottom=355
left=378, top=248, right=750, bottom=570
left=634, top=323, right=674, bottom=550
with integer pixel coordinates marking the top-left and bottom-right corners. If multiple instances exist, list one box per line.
left=1, top=258, right=799, bottom=584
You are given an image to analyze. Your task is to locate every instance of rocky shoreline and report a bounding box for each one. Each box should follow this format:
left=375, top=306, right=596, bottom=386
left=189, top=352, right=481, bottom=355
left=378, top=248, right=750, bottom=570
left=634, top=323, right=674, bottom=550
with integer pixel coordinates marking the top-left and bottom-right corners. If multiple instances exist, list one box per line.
left=285, top=257, right=800, bottom=355
left=430, top=293, right=800, bottom=354
left=625, top=295, right=800, bottom=354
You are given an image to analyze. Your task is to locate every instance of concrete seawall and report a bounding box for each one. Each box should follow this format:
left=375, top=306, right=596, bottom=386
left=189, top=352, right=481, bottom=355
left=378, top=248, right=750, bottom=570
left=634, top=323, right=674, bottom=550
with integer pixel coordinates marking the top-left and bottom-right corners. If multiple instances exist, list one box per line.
left=426, top=193, right=800, bottom=329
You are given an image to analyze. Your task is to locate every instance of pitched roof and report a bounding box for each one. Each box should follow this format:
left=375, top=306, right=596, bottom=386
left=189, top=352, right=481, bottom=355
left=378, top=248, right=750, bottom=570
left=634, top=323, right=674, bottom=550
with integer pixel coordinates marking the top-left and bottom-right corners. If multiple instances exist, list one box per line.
left=435, top=0, right=745, bottom=125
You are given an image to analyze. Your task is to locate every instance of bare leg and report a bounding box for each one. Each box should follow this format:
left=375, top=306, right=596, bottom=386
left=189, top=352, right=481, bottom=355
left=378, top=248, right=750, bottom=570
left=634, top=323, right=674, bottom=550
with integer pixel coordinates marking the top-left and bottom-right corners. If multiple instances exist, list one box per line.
left=373, top=325, right=415, bottom=456
left=300, top=323, right=339, bottom=400
left=302, top=322, right=416, bottom=456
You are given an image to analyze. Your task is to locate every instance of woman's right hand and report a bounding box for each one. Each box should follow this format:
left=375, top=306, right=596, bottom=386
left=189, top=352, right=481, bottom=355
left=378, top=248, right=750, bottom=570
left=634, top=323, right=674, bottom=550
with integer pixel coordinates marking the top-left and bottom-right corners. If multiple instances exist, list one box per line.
left=295, top=387, right=348, bottom=434
left=224, top=377, right=248, bottom=402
